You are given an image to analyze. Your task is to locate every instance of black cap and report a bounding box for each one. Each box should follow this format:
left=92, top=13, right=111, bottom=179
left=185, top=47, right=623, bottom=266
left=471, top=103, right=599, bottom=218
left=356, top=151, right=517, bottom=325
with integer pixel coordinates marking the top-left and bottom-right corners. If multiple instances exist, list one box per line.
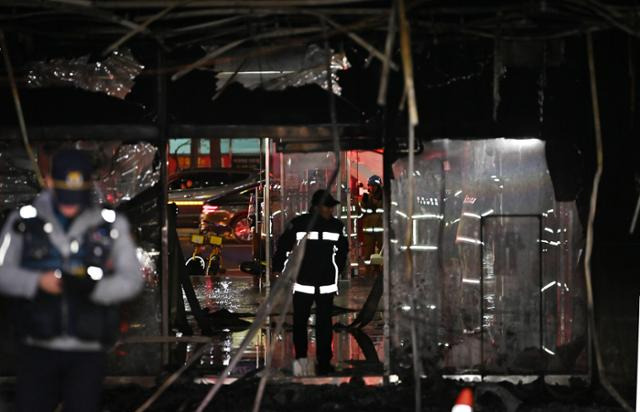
left=311, top=189, right=340, bottom=207
left=51, top=149, right=93, bottom=206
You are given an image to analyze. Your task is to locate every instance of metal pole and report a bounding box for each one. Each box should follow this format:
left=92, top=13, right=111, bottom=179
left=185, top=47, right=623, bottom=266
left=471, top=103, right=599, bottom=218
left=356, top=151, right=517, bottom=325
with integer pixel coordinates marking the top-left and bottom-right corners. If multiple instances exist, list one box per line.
left=280, top=151, right=286, bottom=234
left=538, top=215, right=544, bottom=376
left=480, top=217, right=484, bottom=379
left=336, top=152, right=342, bottom=209
left=157, top=47, right=170, bottom=365
left=346, top=152, right=352, bottom=281
left=585, top=33, right=632, bottom=412
left=257, top=138, right=264, bottom=291
left=264, top=137, right=271, bottom=288
left=397, top=0, right=420, bottom=409
left=382, top=149, right=392, bottom=377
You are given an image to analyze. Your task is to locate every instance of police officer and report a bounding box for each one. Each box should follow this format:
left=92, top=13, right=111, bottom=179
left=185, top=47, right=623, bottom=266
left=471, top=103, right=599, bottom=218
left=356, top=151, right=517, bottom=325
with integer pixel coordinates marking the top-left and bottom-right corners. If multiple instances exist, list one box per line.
left=360, top=175, right=384, bottom=276
left=273, top=189, right=348, bottom=376
left=0, top=149, right=143, bottom=412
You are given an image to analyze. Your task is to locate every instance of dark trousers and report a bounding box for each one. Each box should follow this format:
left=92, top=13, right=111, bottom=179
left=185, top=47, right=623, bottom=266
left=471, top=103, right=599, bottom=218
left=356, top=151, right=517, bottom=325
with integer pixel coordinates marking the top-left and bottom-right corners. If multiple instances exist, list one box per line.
left=293, top=291, right=334, bottom=366
left=16, top=345, right=106, bottom=412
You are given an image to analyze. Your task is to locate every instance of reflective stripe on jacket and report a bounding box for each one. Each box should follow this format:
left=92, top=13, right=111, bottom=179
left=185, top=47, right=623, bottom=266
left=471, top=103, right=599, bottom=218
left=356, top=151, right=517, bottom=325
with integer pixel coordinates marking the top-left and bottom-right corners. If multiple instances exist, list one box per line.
left=273, top=213, right=348, bottom=294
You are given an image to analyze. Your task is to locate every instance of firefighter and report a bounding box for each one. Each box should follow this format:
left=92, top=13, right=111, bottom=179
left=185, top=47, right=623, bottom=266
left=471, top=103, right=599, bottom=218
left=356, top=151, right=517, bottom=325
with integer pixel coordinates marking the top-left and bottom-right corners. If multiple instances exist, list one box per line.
left=0, top=149, right=143, bottom=412
left=273, top=189, right=348, bottom=376
left=360, top=175, right=384, bottom=276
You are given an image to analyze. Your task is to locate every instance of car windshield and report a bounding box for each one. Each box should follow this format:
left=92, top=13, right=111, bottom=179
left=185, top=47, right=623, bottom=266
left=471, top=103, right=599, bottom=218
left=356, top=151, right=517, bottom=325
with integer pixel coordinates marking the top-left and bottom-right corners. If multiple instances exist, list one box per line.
left=169, top=171, right=251, bottom=191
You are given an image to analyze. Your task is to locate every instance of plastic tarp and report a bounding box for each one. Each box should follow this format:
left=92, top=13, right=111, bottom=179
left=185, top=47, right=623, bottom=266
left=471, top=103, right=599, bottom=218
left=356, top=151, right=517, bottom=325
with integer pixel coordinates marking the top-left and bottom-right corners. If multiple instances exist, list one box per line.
left=26, top=49, right=144, bottom=99
left=389, top=139, right=588, bottom=376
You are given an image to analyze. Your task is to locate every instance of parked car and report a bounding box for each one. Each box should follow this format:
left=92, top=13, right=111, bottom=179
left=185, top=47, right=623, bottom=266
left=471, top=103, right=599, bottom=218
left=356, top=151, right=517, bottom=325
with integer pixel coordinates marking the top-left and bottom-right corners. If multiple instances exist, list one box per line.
left=169, top=168, right=258, bottom=201
left=200, top=181, right=282, bottom=244
left=199, top=185, right=256, bottom=243
left=169, top=169, right=258, bottom=228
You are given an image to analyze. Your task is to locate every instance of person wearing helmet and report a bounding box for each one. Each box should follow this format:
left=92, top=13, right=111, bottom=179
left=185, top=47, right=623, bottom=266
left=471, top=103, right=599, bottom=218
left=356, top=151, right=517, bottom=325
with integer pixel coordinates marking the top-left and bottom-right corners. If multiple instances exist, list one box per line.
left=0, top=149, right=143, bottom=412
left=360, top=175, right=384, bottom=276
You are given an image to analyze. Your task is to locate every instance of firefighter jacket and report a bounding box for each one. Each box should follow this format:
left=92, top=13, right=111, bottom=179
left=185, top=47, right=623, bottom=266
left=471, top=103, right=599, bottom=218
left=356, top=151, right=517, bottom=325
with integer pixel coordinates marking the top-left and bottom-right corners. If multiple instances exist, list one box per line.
left=360, top=190, right=384, bottom=234
left=0, top=190, right=143, bottom=350
left=273, top=213, right=348, bottom=295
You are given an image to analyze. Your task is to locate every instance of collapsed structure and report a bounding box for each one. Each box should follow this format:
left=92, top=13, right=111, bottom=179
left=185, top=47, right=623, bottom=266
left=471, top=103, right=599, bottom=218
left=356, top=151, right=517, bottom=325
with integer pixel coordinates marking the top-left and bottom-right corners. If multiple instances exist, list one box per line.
left=1, top=1, right=640, bottom=410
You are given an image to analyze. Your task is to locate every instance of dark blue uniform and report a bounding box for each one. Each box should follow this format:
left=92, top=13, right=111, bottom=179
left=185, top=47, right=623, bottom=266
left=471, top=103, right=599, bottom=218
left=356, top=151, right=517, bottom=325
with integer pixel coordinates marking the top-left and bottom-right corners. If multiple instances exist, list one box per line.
left=273, top=212, right=348, bottom=371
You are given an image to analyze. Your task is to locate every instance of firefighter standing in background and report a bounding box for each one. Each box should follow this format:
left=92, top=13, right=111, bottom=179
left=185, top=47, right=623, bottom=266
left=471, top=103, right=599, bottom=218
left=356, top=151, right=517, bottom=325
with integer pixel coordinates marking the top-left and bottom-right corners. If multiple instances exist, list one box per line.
left=360, top=175, right=384, bottom=276
left=0, top=150, right=143, bottom=412
left=273, top=190, right=349, bottom=376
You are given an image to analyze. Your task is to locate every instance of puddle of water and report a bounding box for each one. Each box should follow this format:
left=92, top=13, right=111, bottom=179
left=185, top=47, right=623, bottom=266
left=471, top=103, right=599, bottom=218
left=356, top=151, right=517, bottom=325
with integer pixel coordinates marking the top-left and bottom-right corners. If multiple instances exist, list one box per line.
left=182, top=275, right=385, bottom=377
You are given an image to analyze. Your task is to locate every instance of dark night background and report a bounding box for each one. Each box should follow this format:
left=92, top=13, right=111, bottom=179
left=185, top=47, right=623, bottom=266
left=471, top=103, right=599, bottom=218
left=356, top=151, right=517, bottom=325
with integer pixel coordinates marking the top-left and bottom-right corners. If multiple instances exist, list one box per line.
left=1, top=2, right=640, bottom=402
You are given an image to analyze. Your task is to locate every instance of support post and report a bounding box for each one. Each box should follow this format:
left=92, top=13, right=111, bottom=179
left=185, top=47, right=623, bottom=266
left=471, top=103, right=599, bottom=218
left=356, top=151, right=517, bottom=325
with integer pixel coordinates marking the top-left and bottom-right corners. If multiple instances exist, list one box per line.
left=280, top=151, right=286, bottom=234
left=264, top=137, right=271, bottom=288
left=157, top=47, right=170, bottom=364
left=345, top=152, right=352, bottom=281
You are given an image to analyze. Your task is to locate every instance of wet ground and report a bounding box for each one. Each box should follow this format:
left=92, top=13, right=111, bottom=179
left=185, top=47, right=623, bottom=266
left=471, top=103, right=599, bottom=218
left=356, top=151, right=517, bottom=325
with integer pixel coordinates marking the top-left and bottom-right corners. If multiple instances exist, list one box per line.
left=181, top=273, right=385, bottom=377
left=171, top=225, right=385, bottom=377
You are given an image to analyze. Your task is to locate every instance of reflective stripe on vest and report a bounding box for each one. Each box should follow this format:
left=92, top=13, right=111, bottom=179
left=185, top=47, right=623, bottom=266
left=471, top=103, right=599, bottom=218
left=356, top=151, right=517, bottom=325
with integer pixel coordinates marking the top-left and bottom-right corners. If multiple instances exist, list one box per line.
left=296, top=231, right=340, bottom=241
left=293, top=283, right=338, bottom=295
left=293, top=283, right=316, bottom=294
left=296, top=231, right=319, bottom=240
left=319, top=284, right=338, bottom=294
left=323, top=232, right=340, bottom=241
left=331, top=245, right=339, bottom=295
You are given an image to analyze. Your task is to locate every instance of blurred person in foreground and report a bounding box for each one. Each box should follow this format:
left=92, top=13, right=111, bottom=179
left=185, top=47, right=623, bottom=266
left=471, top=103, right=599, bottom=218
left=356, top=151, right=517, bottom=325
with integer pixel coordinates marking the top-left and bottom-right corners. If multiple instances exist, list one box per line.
left=0, top=149, right=143, bottom=412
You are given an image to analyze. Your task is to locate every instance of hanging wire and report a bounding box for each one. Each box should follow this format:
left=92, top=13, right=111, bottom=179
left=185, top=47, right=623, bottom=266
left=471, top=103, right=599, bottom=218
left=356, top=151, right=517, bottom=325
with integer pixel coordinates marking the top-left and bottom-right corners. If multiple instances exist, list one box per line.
left=585, top=32, right=633, bottom=412
left=0, top=30, right=44, bottom=188
left=397, top=0, right=421, bottom=411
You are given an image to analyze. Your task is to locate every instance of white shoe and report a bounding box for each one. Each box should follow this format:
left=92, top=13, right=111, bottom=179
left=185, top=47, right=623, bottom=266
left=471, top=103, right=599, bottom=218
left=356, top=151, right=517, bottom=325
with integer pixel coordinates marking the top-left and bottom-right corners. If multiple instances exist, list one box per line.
left=293, top=358, right=316, bottom=377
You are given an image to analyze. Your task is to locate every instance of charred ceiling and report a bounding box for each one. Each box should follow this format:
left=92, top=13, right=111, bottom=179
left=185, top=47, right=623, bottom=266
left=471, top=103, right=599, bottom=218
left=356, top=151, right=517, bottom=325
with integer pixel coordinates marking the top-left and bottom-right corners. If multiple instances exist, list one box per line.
left=0, top=0, right=637, bottom=143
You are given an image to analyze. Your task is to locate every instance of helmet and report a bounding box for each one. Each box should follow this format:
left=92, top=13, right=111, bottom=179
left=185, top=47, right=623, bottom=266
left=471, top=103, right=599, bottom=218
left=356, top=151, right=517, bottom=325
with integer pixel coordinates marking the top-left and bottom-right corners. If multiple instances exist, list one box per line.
left=368, top=175, right=382, bottom=187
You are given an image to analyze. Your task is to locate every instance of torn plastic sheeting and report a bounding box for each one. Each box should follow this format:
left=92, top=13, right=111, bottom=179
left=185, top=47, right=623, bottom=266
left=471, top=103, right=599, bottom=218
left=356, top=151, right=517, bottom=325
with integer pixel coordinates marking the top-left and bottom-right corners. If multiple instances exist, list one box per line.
left=94, top=142, right=160, bottom=206
left=389, top=138, right=588, bottom=377
left=213, top=44, right=350, bottom=95
left=26, top=49, right=144, bottom=99
left=0, top=141, right=159, bottom=210
left=0, top=144, right=39, bottom=210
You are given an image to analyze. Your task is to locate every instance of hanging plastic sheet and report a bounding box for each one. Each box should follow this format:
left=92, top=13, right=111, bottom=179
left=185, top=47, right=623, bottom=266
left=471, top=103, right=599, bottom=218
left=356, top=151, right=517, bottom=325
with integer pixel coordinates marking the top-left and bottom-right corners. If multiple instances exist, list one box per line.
left=271, top=151, right=343, bottom=239
left=214, top=44, right=350, bottom=96
left=26, top=49, right=144, bottom=99
left=0, top=142, right=39, bottom=215
left=95, top=141, right=160, bottom=206
left=389, top=139, right=588, bottom=377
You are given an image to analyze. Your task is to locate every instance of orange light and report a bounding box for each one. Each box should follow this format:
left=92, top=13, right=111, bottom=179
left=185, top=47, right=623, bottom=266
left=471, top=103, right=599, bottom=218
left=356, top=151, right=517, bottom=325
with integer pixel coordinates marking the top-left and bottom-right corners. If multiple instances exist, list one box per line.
left=172, top=200, right=204, bottom=206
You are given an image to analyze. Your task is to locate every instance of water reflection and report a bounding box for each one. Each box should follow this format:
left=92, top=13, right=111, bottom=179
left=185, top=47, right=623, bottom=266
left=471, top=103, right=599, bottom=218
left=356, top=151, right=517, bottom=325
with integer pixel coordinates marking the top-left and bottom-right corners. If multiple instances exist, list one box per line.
left=180, top=275, right=384, bottom=377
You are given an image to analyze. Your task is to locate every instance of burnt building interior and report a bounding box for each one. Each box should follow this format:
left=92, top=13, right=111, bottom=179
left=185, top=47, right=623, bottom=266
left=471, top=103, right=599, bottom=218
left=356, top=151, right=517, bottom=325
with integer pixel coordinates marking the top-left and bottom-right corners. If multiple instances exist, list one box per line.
left=0, top=0, right=640, bottom=411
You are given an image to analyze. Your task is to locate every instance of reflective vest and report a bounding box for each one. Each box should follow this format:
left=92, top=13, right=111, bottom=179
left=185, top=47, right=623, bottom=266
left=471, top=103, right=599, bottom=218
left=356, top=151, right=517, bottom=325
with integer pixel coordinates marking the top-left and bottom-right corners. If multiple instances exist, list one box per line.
left=273, top=213, right=349, bottom=295
left=11, top=206, right=119, bottom=344
left=361, top=192, right=384, bottom=234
